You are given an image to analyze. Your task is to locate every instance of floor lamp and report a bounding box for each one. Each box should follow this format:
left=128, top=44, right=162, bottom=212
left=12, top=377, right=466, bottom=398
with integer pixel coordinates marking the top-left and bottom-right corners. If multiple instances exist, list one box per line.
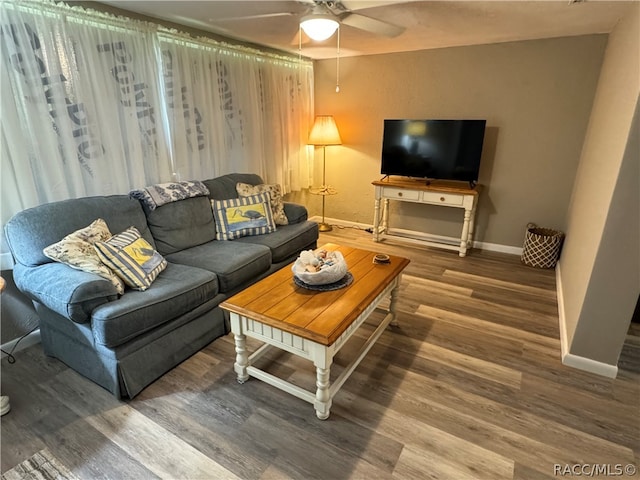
left=308, top=115, right=342, bottom=232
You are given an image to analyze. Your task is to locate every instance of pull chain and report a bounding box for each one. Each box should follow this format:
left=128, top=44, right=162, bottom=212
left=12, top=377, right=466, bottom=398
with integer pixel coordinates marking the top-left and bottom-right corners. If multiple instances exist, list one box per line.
left=335, top=26, right=340, bottom=93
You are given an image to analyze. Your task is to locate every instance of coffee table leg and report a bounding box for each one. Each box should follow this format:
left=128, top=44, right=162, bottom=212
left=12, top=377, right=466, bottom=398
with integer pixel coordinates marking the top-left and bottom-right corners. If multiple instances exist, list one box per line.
left=312, top=348, right=332, bottom=420
left=314, top=366, right=331, bottom=420
left=234, top=333, right=250, bottom=384
left=389, top=276, right=401, bottom=327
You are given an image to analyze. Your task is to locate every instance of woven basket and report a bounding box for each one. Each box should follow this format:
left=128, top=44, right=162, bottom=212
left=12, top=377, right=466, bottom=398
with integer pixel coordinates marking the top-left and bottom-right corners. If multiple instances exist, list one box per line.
left=521, top=225, right=565, bottom=269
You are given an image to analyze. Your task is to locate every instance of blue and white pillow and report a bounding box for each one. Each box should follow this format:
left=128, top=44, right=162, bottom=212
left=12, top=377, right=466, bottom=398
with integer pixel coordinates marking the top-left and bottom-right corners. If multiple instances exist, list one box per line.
left=211, top=193, right=276, bottom=241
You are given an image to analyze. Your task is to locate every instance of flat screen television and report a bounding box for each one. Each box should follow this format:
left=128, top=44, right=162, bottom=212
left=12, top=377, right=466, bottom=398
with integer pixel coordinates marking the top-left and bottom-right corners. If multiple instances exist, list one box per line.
left=380, top=119, right=486, bottom=186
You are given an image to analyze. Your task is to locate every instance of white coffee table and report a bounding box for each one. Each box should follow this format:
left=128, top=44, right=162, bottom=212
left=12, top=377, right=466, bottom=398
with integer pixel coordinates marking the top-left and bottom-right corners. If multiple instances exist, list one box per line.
left=221, top=243, right=409, bottom=419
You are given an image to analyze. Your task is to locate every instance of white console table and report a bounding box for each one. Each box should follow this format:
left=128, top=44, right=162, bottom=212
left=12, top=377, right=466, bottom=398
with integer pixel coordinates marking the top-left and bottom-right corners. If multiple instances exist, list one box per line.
left=372, top=177, right=481, bottom=257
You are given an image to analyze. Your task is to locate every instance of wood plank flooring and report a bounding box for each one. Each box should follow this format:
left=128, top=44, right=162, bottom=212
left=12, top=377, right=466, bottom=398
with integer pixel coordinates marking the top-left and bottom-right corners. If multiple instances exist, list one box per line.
left=2, top=228, right=639, bottom=479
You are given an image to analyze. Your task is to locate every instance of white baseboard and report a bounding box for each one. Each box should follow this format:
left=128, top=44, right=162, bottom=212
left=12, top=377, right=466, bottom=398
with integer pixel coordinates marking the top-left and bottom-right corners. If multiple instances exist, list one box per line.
left=557, top=263, right=570, bottom=356
left=1, top=329, right=41, bottom=358
left=311, top=216, right=523, bottom=255
left=473, top=241, right=523, bottom=256
left=555, top=263, right=618, bottom=378
left=561, top=352, right=618, bottom=378
left=311, top=216, right=371, bottom=231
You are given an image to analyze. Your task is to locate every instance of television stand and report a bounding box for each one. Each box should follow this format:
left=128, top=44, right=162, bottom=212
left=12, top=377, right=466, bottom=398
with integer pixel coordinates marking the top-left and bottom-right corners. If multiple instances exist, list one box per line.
left=371, top=177, right=481, bottom=257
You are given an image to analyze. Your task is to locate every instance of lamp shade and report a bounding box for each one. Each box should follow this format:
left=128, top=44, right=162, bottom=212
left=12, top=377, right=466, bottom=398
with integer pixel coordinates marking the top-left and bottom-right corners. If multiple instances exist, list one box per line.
left=308, top=115, right=342, bottom=146
left=300, top=15, right=339, bottom=41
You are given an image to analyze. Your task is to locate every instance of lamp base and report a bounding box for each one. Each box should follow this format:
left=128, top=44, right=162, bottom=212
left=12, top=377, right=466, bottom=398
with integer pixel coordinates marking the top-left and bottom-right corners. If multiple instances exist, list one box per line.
left=318, top=222, right=333, bottom=232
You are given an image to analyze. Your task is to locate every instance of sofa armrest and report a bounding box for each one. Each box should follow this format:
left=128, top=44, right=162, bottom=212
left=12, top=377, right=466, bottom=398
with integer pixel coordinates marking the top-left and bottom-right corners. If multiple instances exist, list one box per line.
left=283, top=202, right=308, bottom=225
left=13, top=263, right=118, bottom=324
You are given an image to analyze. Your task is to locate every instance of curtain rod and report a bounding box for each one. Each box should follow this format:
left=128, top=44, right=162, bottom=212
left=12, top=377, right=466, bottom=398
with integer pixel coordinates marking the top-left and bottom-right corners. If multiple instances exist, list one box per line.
left=157, top=28, right=313, bottom=69
left=8, top=0, right=312, bottom=68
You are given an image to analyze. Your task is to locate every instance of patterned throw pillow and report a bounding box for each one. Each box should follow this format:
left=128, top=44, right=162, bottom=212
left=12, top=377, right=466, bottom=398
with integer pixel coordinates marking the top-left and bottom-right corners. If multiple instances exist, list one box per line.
left=211, top=193, right=276, bottom=241
left=43, top=218, right=125, bottom=295
left=236, top=182, right=288, bottom=226
left=94, top=227, right=167, bottom=291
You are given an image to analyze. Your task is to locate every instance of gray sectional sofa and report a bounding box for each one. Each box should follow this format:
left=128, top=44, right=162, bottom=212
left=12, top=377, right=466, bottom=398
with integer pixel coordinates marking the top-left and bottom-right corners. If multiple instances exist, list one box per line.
left=4, top=173, right=318, bottom=398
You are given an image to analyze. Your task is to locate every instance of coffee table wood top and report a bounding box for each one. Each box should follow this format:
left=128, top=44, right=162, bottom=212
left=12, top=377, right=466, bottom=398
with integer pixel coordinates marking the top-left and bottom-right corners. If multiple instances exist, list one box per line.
left=221, top=243, right=409, bottom=346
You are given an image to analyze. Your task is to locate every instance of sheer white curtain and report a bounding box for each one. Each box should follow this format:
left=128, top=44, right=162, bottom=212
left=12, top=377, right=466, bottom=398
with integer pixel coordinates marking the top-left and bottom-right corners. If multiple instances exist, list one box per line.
left=159, top=37, right=226, bottom=180
left=1, top=0, right=314, bottom=232
left=257, top=59, right=315, bottom=192
left=159, top=31, right=314, bottom=191
left=0, top=1, right=172, bottom=226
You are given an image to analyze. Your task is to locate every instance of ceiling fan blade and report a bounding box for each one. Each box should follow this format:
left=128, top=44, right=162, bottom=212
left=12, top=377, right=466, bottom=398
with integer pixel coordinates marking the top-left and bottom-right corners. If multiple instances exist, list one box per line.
left=212, top=12, right=295, bottom=23
left=340, top=1, right=418, bottom=12
left=340, top=12, right=404, bottom=37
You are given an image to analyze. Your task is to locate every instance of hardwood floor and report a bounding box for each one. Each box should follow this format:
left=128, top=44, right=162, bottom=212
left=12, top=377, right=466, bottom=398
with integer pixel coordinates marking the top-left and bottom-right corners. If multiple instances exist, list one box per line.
left=2, top=228, right=639, bottom=479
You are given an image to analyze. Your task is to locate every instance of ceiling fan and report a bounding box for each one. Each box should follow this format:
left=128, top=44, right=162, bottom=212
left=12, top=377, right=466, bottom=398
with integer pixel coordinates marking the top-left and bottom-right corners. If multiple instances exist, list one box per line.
left=301, top=0, right=406, bottom=40
left=211, top=1, right=407, bottom=42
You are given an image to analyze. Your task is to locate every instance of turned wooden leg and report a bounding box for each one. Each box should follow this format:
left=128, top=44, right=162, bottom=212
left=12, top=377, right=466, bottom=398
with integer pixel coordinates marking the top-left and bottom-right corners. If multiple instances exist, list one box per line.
left=467, top=206, right=477, bottom=250
left=460, top=209, right=471, bottom=257
left=233, top=333, right=249, bottom=384
left=382, top=199, right=390, bottom=234
left=389, top=276, right=401, bottom=327
left=373, top=198, right=381, bottom=242
left=312, top=347, right=332, bottom=420
left=314, top=366, right=332, bottom=420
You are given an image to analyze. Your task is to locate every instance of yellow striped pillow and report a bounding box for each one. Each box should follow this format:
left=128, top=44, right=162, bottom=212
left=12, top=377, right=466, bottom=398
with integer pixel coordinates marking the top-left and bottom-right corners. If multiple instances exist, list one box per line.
left=211, top=193, right=276, bottom=240
left=95, top=227, right=167, bottom=291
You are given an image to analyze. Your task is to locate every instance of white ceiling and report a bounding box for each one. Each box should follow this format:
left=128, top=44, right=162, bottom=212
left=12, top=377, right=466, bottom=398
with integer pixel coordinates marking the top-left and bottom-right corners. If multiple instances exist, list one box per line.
left=98, top=1, right=635, bottom=59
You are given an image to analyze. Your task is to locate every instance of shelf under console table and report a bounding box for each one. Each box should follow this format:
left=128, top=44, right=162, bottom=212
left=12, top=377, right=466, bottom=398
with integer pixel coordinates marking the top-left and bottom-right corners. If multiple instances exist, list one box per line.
left=372, top=177, right=482, bottom=257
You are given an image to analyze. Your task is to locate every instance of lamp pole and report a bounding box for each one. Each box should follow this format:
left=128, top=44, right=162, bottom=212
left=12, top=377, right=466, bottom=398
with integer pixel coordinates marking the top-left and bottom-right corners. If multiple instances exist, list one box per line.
left=319, top=144, right=331, bottom=232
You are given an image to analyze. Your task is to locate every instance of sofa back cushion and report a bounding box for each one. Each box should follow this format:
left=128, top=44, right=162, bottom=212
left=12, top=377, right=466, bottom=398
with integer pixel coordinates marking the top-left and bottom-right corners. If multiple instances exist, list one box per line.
left=203, top=173, right=264, bottom=200
left=5, top=196, right=152, bottom=268
left=144, top=196, right=216, bottom=256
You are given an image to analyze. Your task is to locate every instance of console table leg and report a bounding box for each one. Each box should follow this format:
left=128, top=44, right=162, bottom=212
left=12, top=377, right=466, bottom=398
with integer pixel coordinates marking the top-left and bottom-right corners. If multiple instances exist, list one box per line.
left=382, top=199, right=390, bottom=233
left=373, top=198, right=381, bottom=242
left=460, top=209, right=472, bottom=257
left=467, top=206, right=477, bottom=251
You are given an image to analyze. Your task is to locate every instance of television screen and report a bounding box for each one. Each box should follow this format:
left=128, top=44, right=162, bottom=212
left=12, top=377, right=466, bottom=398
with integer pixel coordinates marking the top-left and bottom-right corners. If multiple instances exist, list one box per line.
left=381, top=119, right=486, bottom=183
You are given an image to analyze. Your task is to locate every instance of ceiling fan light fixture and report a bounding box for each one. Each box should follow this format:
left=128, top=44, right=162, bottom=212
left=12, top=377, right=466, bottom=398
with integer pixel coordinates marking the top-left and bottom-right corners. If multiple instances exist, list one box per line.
left=300, top=14, right=339, bottom=41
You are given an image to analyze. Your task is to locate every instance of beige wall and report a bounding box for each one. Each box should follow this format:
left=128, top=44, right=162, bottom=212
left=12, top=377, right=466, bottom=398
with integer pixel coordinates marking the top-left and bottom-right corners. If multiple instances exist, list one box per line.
left=309, top=35, right=607, bottom=247
left=559, top=4, right=640, bottom=366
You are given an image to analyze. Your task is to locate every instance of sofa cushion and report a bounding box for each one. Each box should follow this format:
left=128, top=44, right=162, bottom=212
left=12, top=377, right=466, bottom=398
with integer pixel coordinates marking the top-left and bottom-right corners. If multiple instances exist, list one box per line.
left=165, top=241, right=271, bottom=293
left=236, top=221, right=319, bottom=263
left=203, top=173, right=264, bottom=200
left=236, top=182, right=288, bottom=226
left=211, top=193, right=276, bottom=241
left=95, top=227, right=167, bottom=291
left=90, top=262, right=218, bottom=348
left=43, top=218, right=125, bottom=295
left=5, top=195, right=152, bottom=268
left=143, top=196, right=216, bottom=255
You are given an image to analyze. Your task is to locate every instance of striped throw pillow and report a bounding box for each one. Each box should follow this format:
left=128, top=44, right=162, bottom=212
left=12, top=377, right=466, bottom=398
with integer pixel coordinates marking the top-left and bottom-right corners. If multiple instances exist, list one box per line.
left=94, top=227, right=167, bottom=291
left=211, top=192, right=276, bottom=240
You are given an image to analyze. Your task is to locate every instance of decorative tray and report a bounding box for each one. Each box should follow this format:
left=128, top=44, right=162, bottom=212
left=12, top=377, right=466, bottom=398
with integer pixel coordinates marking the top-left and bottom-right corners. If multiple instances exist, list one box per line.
left=294, top=272, right=354, bottom=291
